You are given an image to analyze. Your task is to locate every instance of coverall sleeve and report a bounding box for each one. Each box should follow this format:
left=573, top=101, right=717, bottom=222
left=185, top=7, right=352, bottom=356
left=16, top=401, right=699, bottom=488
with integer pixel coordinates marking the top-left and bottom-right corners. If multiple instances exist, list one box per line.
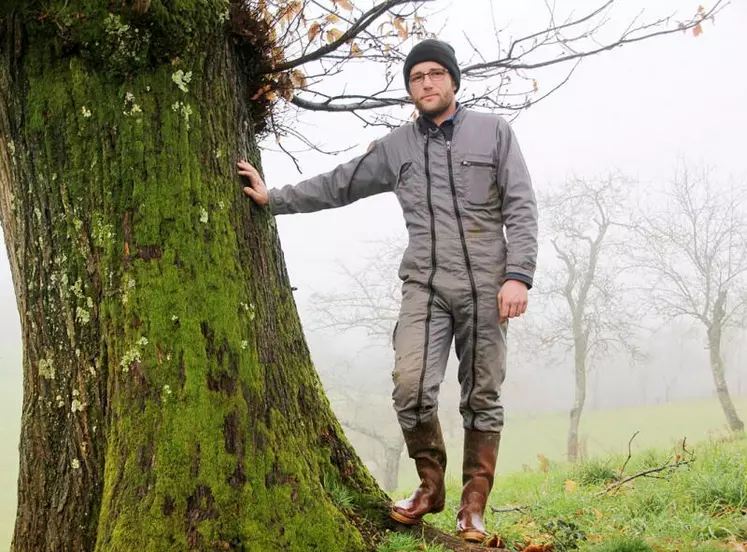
left=268, top=139, right=396, bottom=215
left=497, top=119, right=538, bottom=288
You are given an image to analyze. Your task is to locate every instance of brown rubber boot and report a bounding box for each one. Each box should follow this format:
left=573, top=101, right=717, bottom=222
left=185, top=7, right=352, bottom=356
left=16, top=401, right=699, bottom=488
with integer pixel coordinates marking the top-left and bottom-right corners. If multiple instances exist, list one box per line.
left=390, top=417, right=447, bottom=525
left=456, top=429, right=501, bottom=542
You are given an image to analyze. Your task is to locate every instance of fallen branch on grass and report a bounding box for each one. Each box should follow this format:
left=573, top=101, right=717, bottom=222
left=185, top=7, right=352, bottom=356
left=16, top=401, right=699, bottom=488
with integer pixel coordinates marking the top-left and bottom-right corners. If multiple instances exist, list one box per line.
left=596, top=458, right=694, bottom=496
left=597, top=436, right=695, bottom=496
left=618, top=430, right=641, bottom=477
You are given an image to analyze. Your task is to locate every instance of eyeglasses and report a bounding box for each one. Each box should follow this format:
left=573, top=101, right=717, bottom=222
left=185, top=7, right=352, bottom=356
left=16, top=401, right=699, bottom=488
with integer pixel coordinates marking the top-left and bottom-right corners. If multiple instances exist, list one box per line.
left=409, top=68, right=448, bottom=86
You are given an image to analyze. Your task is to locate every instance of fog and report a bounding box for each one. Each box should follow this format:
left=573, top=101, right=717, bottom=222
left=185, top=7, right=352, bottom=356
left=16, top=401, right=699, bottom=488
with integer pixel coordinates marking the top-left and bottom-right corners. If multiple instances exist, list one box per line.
left=1, top=0, right=746, bottom=545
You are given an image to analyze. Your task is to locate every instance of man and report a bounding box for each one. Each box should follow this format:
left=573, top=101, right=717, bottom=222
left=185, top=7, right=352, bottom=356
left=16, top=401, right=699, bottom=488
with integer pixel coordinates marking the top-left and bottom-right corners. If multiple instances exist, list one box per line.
left=238, top=39, right=537, bottom=543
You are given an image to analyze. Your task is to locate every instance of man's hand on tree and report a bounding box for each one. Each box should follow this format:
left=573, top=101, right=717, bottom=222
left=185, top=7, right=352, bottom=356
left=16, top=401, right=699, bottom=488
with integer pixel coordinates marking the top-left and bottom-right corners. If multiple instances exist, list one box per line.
left=237, top=160, right=269, bottom=206
left=497, top=280, right=528, bottom=324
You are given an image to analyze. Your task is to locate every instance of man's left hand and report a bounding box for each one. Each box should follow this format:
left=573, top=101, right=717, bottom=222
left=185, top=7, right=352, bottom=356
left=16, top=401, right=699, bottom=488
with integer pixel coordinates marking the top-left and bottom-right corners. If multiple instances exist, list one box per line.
left=497, top=280, right=528, bottom=324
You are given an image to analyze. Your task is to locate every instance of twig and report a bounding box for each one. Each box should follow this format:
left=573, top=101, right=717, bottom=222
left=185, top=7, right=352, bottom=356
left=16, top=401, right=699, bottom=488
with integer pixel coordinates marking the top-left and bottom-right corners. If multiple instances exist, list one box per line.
left=270, top=0, right=435, bottom=73
left=490, top=504, right=530, bottom=514
left=618, top=430, right=640, bottom=478
left=597, top=458, right=694, bottom=496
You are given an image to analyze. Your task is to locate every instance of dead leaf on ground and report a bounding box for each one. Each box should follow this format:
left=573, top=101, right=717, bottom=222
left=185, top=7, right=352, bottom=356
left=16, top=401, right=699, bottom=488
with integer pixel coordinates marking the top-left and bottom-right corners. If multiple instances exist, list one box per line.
left=522, top=544, right=554, bottom=552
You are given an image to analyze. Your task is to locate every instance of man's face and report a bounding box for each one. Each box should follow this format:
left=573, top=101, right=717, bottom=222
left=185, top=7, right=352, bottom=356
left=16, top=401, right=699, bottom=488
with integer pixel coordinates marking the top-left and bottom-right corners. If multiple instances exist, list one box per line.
left=408, top=61, right=456, bottom=119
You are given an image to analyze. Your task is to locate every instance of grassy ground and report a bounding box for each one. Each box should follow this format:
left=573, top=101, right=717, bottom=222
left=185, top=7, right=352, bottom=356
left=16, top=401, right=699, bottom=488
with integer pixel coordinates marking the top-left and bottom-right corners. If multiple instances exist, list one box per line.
left=380, top=433, right=747, bottom=551
left=397, top=395, right=747, bottom=491
left=0, top=395, right=744, bottom=550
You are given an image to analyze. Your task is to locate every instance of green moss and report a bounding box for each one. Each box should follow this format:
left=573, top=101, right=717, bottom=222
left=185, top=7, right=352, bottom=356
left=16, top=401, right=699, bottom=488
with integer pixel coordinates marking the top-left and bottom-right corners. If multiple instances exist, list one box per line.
left=12, top=5, right=386, bottom=550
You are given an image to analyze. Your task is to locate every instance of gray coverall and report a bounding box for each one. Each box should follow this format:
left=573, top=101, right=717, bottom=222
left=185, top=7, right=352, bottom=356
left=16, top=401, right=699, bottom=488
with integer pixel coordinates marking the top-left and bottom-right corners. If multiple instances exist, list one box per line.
left=269, top=106, right=538, bottom=433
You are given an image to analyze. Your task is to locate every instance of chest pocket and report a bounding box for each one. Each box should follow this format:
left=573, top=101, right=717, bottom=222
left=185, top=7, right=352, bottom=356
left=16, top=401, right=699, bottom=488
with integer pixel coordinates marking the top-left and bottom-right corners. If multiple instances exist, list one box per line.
left=460, top=155, right=497, bottom=205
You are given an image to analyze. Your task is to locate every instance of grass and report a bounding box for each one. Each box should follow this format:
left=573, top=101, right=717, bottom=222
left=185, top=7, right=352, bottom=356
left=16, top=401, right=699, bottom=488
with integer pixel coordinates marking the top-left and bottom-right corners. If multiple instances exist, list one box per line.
left=376, top=532, right=449, bottom=552
left=1, top=395, right=745, bottom=550
left=396, top=395, right=747, bottom=490
left=382, top=433, right=746, bottom=551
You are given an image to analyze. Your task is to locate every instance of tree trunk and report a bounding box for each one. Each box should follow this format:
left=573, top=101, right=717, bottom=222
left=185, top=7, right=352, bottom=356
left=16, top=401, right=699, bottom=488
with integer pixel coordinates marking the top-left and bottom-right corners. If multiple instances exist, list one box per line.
left=567, top=329, right=587, bottom=463
left=0, top=5, right=387, bottom=551
left=708, top=323, right=745, bottom=433
left=380, top=436, right=405, bottom=493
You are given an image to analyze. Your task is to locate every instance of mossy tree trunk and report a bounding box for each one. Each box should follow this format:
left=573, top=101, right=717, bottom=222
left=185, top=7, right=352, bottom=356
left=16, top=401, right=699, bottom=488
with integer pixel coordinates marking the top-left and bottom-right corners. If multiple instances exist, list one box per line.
left=0, top=3, right=388, bottom=551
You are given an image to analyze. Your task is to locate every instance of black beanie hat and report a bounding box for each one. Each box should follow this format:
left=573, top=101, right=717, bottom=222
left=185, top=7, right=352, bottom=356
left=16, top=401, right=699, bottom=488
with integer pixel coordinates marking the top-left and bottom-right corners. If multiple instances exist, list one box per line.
left=404, top=39, right=460, bottom=92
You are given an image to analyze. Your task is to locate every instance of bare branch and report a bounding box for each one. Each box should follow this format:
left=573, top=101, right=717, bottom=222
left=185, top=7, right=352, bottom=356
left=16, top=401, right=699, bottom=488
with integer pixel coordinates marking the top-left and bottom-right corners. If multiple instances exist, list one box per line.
left=461, top=0, right=726, bottom=75
left=290, top=94, right=409, bottom=111
left=270, top=0, right=434, bottom=73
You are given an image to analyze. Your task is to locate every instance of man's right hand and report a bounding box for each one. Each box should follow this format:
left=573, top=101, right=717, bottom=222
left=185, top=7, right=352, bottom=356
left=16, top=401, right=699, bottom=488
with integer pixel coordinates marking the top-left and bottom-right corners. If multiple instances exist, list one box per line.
left=237, top=160, right=269, bottom=206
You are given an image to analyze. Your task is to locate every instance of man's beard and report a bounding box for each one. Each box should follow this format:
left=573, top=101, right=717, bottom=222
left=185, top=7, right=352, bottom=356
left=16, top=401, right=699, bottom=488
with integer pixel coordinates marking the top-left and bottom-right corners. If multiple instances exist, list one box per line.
left=416, top=94, right=451, bottom=119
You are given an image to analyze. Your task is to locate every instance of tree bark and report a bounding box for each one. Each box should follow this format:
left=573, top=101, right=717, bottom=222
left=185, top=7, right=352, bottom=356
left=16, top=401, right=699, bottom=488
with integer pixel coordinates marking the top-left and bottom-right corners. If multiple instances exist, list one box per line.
left=0, top=4, right=387, bottom=551
left=708, top=323, right=745, bottom=433
left=567, top=328, right=587, bottom=463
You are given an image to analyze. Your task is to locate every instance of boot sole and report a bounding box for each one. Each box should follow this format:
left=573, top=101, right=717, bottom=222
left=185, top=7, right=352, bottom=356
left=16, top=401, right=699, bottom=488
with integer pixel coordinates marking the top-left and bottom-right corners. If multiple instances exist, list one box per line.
left=389, top=509, right=421, bottom=525
left=458, top=529, right=487, bottom=543
left=390, top=504, right=445, bottom=525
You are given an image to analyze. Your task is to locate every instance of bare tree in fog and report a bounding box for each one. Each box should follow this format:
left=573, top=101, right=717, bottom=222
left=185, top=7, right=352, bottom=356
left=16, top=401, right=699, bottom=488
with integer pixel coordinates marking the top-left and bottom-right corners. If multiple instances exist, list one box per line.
left=539, top=174, right=641, bottom=462
left=310, top=237, right=406, bottom=490
left=327, top=364, right=405, bottom=492
left=311, top=236, right=404, bottom=341
left=632, top=165, right=746, bottom=433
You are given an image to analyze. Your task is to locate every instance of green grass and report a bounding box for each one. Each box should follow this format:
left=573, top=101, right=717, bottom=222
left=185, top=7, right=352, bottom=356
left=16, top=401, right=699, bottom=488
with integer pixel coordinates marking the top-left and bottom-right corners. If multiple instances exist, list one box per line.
left=1, top=395, right=745, bottom=550
left=396, top=395, right=747, bottom=490
left=376, top=532, right=449, bottom=552
left=416, top=433, right=747, bottom=551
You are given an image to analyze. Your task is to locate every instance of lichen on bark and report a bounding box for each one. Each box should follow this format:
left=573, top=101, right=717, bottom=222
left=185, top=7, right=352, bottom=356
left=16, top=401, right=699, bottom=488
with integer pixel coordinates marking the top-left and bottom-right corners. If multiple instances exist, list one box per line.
left=0, top=3, right=390, bottom=551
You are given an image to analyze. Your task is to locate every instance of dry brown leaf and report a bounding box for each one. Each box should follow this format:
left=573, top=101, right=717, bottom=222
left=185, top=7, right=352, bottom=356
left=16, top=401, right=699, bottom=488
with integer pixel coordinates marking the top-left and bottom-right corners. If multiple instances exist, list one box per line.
left=333, top=0, right=355, bottom=11
left=532, top=79, right=539, bottom=93
left=325, top=13, right=340, bottom=24
left=351, top=42, right=362, bottom=56
left=393, top=16, right=408, bottom=40
left=281, top=0, right=302, bottom=21
left=564, top=479, right=578, bottom=493
left=307, top=22, right=321, bottom=41
left=251, top=84, right=271, bottom=101
left=522, top=545, right=554, bottom=552
left=290, top=69, right=307, bottom=89
left=693, top=23, right=703, bottom=36
left=326, top=28, right=343, bottom=43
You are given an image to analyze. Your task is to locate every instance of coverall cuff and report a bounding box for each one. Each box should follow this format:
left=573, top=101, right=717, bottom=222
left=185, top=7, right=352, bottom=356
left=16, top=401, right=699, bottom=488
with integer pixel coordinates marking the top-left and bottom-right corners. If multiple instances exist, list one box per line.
left=268, top=189, right=284, bottom=215
left=504, top=272, right=533, bottom=290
